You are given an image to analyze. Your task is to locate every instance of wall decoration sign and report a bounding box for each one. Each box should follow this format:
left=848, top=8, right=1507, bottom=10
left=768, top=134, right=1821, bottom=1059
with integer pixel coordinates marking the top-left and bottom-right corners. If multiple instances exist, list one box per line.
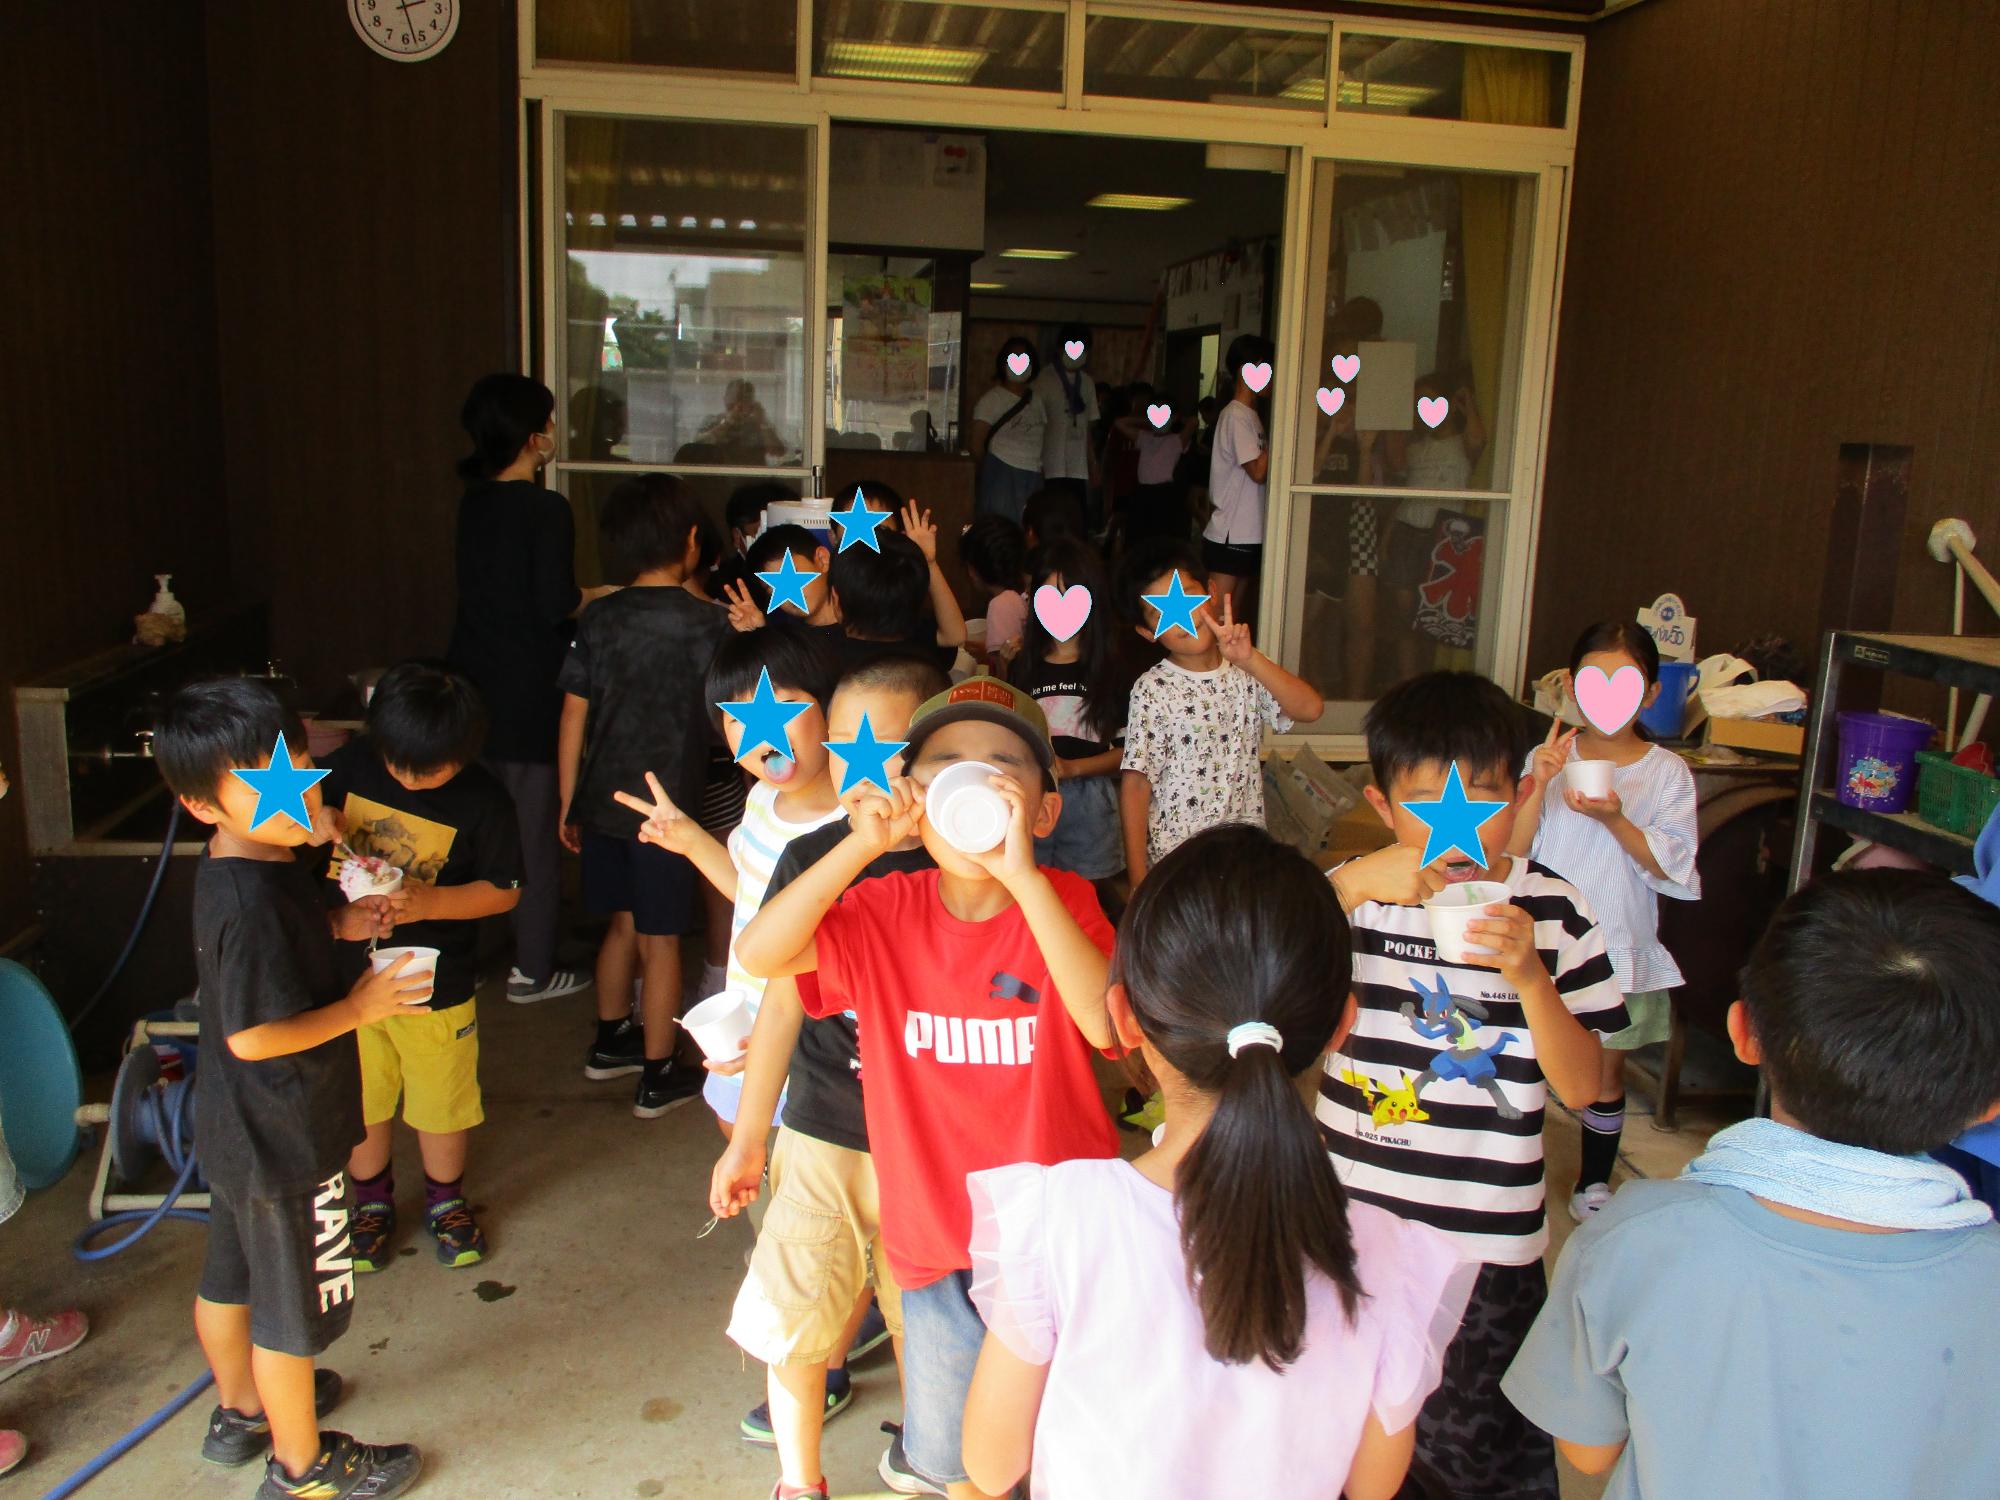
left=841, top=274, right=932, bottom=409
left=350, top=0, right=458, bottom=62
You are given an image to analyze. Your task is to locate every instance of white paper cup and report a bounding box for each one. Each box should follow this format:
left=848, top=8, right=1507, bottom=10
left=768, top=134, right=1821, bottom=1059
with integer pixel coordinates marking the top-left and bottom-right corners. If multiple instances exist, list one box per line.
left=965, top=619, right=988, bottom=643
left=1422, top=882, right=1511, bottom=965
left=370, top=945, right=439, bottom=1004
left=1566, top=759, right=1615, bottom=800
left=683, top=991, right=753, bottom=1062
left=924, top=761, right=1010, bottom=854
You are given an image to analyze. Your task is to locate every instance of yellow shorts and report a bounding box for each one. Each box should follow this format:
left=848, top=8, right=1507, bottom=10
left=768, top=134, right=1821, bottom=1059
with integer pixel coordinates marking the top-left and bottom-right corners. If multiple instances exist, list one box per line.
left=358, top=998, right=484, bottom=1135
left=727, top=1129, right=902, bottom=1366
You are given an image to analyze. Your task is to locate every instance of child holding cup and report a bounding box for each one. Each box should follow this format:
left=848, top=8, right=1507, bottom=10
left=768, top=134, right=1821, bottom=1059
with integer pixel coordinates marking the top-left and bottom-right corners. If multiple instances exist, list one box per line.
left=1507, top=622, right=1700, bottom=1221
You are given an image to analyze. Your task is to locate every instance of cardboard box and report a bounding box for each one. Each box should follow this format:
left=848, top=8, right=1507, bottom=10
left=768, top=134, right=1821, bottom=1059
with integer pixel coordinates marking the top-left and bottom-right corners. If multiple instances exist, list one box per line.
left=1704, top=716, right=1804, bottom=757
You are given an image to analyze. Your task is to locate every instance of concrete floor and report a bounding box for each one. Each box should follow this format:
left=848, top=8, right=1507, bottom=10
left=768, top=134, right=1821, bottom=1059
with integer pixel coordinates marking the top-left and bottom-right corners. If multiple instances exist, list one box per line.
left=3, top=973, right=1730, bottom=1500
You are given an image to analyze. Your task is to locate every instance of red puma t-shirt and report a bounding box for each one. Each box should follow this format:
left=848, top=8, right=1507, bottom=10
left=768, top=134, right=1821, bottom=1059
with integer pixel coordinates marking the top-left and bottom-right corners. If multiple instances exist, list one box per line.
left=800, top=867, right=1118, bottom=1289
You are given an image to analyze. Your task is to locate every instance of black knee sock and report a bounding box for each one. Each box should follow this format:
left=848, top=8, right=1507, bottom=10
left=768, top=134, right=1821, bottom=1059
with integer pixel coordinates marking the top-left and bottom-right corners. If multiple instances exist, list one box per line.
left=642, top=1054, right=673, bottom=1083
left=1578, top=1093, right=1626, bottom=1189
left=595, top=1017, right=628, bottom=1050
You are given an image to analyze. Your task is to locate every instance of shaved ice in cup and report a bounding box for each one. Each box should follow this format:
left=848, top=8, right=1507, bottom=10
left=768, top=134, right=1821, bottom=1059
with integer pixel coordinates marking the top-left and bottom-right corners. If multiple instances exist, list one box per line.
left=339, top=853, right=404, bottom=901
left=1423, top=881, right=1511, bottom=965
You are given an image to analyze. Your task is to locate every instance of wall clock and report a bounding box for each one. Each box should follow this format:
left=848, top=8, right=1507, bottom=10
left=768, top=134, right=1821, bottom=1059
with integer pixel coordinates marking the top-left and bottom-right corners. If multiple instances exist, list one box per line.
left=349, top=0, right=458, bottom=62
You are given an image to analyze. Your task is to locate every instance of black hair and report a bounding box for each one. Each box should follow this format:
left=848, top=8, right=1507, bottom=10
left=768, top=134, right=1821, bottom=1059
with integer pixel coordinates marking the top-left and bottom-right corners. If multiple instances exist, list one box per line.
left=853, top=478, right=904, bottom=515
left=743, top=523, right=824, bottom=612
left=705, top=620, right=841, bottom=724
left=835, top=653, right=949, bottom=707
left=1223, top=334, right=1274, bottom=400
left=597, top=472, right=712, bottom=585
left=830, top=531, right=929, bottom=641
left=1112, top=824, right=1361, bottom=1368
left=367, top=661, right=487, bottom=776
left=995, top=336, right=1039, bottom=385
left=1010, top=538, right=1142, bottom=744
left=1331, top=297, right=1384, bottom=341
left=1115, top=537, right=1209, bottom=630
left=1021, top=487, right=1085, bottom=553
left=1741, top=870, right=2000, bottom=1154
left=959, top=514, right=1029, bottom=592
left=1054, top=321, right=1090, bottom=355
left=1567, top=619, right=1662, bottom=685
left=1364, top=671, right=1530, bottom=797
left=154, top=677, right=305, bottom=807
left=727, top=480, right=795, bottom=537
left=458, top=373, right=554, bottom=483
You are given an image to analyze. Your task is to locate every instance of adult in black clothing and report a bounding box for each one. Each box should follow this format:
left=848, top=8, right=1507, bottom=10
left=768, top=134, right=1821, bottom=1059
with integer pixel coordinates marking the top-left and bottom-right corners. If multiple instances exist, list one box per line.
left=445, top=374, right=607, bottom=1004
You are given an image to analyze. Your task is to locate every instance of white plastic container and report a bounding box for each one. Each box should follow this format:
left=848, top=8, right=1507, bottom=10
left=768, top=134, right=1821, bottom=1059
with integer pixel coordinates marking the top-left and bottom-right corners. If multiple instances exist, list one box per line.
left=924, top=761, right=1010, bottom=854
left=1422, top=882, right=1511, bottom=965
left=370, top=945, right=439, bottom=1004
left=1565, top=759, right=1615, bottom=800
left=683, top=991, right=754, bottom=1062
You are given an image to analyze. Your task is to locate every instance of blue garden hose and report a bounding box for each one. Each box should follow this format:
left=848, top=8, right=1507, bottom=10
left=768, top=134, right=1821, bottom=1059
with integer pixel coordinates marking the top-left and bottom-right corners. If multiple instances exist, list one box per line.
left=35, top=1372, right=215, bottom=1500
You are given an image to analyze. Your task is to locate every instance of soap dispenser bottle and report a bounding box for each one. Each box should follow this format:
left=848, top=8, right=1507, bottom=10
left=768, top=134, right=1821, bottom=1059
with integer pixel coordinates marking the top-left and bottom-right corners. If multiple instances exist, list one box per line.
left=134, top=572, right=189, bottom=646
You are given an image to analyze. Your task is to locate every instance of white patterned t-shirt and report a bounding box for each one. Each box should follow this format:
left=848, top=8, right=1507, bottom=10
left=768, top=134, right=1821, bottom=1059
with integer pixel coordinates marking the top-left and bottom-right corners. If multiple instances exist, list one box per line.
left=1121, top=658, right=1291, bottom=864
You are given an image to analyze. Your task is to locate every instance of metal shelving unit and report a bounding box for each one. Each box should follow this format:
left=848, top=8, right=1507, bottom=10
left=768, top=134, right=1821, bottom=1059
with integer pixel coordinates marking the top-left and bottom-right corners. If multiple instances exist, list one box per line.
left=1790, top=632, right=2000, bottom=888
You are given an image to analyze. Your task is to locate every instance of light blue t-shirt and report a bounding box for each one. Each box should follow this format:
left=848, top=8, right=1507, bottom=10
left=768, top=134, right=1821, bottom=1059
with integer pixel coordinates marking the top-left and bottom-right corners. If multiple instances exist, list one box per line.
left=1503, top=1177, right=2000, bottom=1500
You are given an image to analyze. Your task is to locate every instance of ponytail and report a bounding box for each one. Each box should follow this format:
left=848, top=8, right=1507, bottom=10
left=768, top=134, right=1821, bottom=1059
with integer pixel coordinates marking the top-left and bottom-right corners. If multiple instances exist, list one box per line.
left=1113, top=824, right=1362, bottom=1371
left=458, top=373, right=555, bottom=483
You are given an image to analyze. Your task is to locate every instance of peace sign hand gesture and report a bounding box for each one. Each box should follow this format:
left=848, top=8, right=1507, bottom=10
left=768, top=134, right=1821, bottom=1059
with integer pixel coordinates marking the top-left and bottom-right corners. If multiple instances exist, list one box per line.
left=614, top=772, right=701, bottom=856
left=1197, top=594, right=1255, bottom=666
left=1529, top=715, right=1580, bottom=791
left=722, top=580, right=766, bottom=633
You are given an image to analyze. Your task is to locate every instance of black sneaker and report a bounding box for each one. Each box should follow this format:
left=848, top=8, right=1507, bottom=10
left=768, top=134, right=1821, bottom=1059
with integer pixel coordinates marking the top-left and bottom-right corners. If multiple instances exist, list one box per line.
left=255, top=1431, right=421, bottom=1499
left=877, top=1422, right=945, bottom=1496
left=350, top=1199, right=396, bottom=1274
left=633, top=1059, right=703, bottom=1119
left=583, top=1018, right=645, bottom=1081
left=740, top=1367, right=852, bottom=1446
left=201, top=1370, right=345, bottom=1466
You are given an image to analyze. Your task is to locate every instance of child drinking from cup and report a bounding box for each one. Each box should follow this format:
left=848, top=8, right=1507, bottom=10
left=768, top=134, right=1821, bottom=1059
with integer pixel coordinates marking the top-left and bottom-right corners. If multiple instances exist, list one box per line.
left=960, top=824, right=1474, bottom=1500
left=1508, top=621, right=1700, bottom=1220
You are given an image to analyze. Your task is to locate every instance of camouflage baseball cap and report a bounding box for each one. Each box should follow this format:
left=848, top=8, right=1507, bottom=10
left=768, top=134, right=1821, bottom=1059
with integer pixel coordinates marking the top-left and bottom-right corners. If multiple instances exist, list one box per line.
left=902, top=674, right=1055, bottom=778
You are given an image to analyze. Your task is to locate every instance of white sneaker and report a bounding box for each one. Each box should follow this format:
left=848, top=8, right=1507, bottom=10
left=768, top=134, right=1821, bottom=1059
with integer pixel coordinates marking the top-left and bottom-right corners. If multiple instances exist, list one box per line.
left=506, top=967, right=592, bottom=1004
left=1569, top=1183, right=1614, bottom=1223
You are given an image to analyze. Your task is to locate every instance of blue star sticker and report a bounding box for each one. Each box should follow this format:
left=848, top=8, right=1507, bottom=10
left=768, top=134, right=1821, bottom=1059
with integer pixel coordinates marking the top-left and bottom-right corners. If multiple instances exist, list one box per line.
left=229, top=731, right=328, bottom=832
left=718, top=667, right=811, bottom=763
left=824, top=711, right=909, bottom=797
left=755, top=551, right=820, bottom=614
left=1140, top=572, right=1210, bottom=640
left=829, top=489, right=892, bottom=553
left=1402, top=763, right=1510, bottom=868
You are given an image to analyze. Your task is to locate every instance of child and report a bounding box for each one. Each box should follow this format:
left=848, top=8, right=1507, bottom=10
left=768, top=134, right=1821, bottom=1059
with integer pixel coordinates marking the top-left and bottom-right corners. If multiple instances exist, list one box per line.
left=1505, top=869, right=2000, bottom=1497
left=1006, top=538, right=1137, bottom=895
left=959, top=514, right=1029, bottom=666
left=617, top=623, right=845, bottom=1136
left=1118, top=539, right=1323, bottom=887
left=854, top=479, right=969, bottom=654
left=735, top=677, right=1118, bottom=1500
left=740, top=523, right=839, bottom=633
left=1020, top=486, right=1085, bottom=558
left=1112, top=390, right=1194, bottom=546
left=154, top=677, right=427, bottom=1498
left=1, top=1105, right=89, bottom=1479
left=558, top=473, right=731, bottom=1117
left=1202, top=333, right=1273, bottom=621
left=1322, top=670, right=1629, bottom=1500
left=828, top=531, right=959, bottom=676
left=690, top=655, right=949, bottom=1499
left=1508, top=622, right=1699, bottom=1220
left=319, top=662, right=522, bottom=1271
left=960, top=825, right=1474, bottom=1499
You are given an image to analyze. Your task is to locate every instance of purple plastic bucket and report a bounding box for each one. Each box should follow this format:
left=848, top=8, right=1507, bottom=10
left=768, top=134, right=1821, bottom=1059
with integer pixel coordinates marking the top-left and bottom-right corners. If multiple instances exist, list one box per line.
left=1835, top=711, right=1934, bottom=813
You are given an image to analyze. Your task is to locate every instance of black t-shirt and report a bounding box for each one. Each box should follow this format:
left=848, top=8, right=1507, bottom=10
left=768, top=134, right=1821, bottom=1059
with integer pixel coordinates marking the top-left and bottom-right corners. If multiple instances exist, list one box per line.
left=1009, top=653, right=1126, bottom=760
left=768, top=817, right=935, bottom=1153
left=319, top=742, right=524, bottom=1009
left=556, top=585, right=731, bottom=837
left=193, top=853, right=364, bottom=1197
left=447, top=479, right=583, bottom=765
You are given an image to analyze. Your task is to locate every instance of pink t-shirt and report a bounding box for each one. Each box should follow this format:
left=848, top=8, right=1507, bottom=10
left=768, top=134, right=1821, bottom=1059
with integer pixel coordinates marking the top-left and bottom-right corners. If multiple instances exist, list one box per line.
left=985, top=589, right=1028, bottom=652
left=968, top=1157, right=1474, bottom=1500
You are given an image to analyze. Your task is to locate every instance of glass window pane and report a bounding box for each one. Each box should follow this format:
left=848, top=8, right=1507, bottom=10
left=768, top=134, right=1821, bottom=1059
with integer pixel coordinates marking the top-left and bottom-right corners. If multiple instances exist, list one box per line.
left=536, top=0, right=798, bottom=75
left=814, top=2, right=1064, bottom=92
left=1292, top=160, right=1533, bottom=495
left=1292, top=494, right=1506, bottom=719
left=1337, top=35, right=1570, bottom=127
left=562, top=469, right=802, bottom=588
left=1084, top=16, right=1327, bottom=110
left=826, top=254, right=965, bottom=453
left=560, top=116, right=809, bottom=469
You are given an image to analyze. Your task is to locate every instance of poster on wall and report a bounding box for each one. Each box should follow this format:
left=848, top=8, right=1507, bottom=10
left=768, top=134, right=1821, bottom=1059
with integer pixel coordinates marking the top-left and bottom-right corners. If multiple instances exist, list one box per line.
left=1412, top=509, right=1486, bottom=649
left=841, top=274, right=932, bottom=408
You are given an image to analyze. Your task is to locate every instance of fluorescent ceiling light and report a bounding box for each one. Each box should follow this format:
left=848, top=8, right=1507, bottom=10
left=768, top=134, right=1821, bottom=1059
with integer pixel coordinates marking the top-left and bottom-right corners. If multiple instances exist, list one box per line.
left=970, top=281, right=1006, bottom=290
left=999, top=248, right=1074, bottom=261
left=1286, top=78, right=1444, bottom=109
left=821, top=39, right=988, bottom=85
left=1086, top=193, right=1191, bottom=212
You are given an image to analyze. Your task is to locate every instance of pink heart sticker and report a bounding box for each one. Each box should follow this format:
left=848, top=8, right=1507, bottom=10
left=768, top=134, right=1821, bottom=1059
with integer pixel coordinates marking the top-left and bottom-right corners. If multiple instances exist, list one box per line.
left=1315, top=387, right=1345, bottom=417
left=1330, top=354, right=1360, bottom=383
left=1417, top=395, right=1450, bottom=429
left=1574, top=664, right=1645, bottom=736
left=1006, top=351, right=1031, bottom=378
left=1145, top=403, right=1172, bottom=430
left=1063, top=339, right=1085, bottom=362
left=1242, top=362, right=1272, bottom=394
left=1033, top=583, right=1092, bottom=644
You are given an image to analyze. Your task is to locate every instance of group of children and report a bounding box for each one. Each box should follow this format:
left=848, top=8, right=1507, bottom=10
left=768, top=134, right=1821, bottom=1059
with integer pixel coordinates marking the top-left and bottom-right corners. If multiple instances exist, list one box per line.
left=114, top=446, right=2000, bottom=1500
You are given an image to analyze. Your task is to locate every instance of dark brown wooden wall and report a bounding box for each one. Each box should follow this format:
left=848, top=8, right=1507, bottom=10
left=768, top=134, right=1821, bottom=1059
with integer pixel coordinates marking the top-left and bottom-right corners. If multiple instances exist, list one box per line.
left=1531, top=0, right=2000, bottom=687
left=0, top=7, right=230, bottom=941
left=204, top=1, right=520, bottom=705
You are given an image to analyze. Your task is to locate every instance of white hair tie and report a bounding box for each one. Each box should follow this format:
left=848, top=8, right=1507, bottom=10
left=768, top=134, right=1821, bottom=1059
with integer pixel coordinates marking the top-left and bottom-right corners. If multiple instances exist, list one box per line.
left=1225, top=1022, right=1283, bottom=1058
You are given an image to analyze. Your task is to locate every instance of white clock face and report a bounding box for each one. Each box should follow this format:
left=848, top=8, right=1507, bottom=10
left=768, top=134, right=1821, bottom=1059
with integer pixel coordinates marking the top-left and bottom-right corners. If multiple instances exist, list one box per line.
left=350, top=0, right=458, bottom=62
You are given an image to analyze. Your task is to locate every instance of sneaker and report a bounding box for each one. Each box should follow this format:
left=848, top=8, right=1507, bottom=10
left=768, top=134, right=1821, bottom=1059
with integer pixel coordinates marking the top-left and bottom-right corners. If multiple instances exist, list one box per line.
left=848, top=1302, right=891, bottom=1364
left=507, top=967, right=592, bottom=1004
left=350, top=1199, right=396, bottom=1274
left=770, top=1482, right=829, bottom=1500
left=1569, top=1182, right=1614, bottom=1223
left=0, top=1430, right=24, bottom=1478
left=426, top=1198, right=486, bottom=1268
left=203, top=1369, right=345, bottom=1466
left=584, top=1018, right=646, bottom=1080
left=741, top=1369, right=851, bottom=1446
left=633, top=1059, right=703, bottom=1118
left=878, top=1423, right=946, bottom=1496
left=255, top=1431, right=421, bottom=1500
left=0, top=1307, right=88, bottom=1385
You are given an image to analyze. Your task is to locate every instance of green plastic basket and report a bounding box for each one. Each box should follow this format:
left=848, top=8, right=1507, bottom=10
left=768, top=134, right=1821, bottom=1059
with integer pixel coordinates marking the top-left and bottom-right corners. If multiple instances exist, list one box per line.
left=1914, top=750, right=2000, bottom=837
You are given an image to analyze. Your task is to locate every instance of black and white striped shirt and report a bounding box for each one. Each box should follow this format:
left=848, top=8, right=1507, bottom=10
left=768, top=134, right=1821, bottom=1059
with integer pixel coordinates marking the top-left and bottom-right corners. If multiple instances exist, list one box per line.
left=1317, top=857, right=1629, bottom=1265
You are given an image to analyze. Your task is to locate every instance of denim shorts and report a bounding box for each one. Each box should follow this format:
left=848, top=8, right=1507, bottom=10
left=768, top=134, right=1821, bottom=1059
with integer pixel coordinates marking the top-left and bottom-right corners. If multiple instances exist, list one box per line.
left=1036, top=771, right=1125, bottom=880
left=899, top=1268, right=989, bottom=1487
